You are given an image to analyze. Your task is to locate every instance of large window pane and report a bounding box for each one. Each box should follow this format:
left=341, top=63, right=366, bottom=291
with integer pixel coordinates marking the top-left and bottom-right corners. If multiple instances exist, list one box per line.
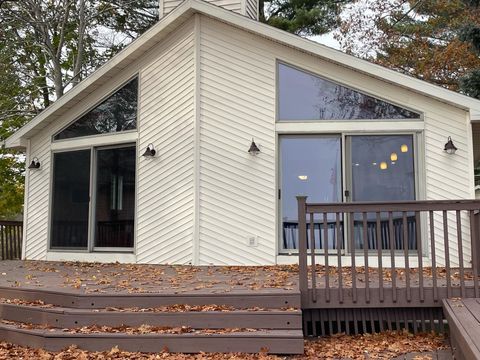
left=278, top=63, right=420, bottom=121
left=51, top=150, right=91, bottom=249
left=281, top=136, right=342, bottom=250
left=54, top=78, right=138, bottom=140
left=94, top=146, right=136, bottom=248
left=349, top=135, right=416, bottom=250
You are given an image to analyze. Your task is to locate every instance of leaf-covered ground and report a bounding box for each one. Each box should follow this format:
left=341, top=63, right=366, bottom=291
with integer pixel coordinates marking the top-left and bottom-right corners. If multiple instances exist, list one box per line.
left=0, top=331, right=449, bottom=359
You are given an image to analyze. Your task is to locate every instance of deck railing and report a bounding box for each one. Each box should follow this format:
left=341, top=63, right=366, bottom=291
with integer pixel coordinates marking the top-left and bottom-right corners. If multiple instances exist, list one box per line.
left=0, top=221, right=23, bottom=260
left=297, top=197, right=480, bottom=309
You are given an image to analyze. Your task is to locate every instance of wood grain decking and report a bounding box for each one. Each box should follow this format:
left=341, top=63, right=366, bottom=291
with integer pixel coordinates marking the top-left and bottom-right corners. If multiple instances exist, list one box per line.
left=443, top=298, right=480, bottom=360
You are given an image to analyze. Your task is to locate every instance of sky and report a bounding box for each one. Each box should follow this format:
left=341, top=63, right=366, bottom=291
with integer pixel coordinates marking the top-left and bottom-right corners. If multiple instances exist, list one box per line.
left=310, top=32, right=342, bottom=50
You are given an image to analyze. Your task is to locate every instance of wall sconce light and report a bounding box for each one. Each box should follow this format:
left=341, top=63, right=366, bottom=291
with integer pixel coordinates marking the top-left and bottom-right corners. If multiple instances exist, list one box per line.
left=28, top=157, right=41, bottom=169
left=401, top=144, right=408, bottom=153
left=248, top=138, right=260, bottom=155
left=142, top=143, right=156, bottom=157
left=444, top=136, right=457, bottom=155
left=390, top=152, right=398, bottom=162
left=379, top=161, right=388, bottom=170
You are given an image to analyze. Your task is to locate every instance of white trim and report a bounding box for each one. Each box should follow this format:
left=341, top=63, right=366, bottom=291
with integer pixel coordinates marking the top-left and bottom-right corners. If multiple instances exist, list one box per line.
left=240, top=0, right=246, bottom=16
left=159, top=0, right=165, bottom=18
left=21, top=139, right=31, bottom=260
left=276, top=254, right=432, bottom=267
left=6, top=0, right=480, bottom=149
left=275, top=121, right=425, bottom=134
left=46, top=251, right=136, bottom=263
left=276, top=60, right=424, bottom=120
left=467, top=112, right=476, bottom=198
left=192, top=14, right=201, bottom=265
left=50, top=131, right=138, bottom=151
left=51, top=76, right=139, bottom=142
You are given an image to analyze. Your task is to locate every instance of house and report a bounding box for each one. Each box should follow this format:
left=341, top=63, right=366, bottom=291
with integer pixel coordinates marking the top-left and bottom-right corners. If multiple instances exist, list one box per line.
left=5, top=0, right=480, bottom=266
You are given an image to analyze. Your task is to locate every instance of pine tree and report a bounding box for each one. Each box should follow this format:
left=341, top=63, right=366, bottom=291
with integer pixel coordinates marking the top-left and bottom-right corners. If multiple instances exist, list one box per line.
left=459, top=1, right=480, bottom=98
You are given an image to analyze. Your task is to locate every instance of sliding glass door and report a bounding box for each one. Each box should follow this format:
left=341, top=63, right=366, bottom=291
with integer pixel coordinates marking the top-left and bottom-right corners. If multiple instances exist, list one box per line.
left=279, top=134, right=417, bottom=252
left=280, top=135, right=342, bottom=250
left=347, top=135, right=416, bottom=250
left=94, top=146, right=136, bottom=249
left=51, top=150, right=91, bottom=249
left=50, top=144, right=136, bottom=251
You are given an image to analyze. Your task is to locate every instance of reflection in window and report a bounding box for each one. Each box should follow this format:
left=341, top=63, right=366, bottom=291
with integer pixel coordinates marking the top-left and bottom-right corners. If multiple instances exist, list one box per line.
left=50, top=150, right=91, bottom=249
left=280, top=136, right=343, bottom=250
left=95, top=146, right=136, bottom=248
left=54, top=78, right=138, bottom=140
left=350, top=135, right=417, bottom=251
left=278, top=63, right=421, bottom=121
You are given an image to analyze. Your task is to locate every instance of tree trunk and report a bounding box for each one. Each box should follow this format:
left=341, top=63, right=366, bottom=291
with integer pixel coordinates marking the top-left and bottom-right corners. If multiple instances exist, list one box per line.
left=72, top=0, right=85, bottom=87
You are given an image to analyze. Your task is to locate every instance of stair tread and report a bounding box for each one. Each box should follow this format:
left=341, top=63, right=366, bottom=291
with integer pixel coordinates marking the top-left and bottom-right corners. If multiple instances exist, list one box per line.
left=0, top=323, right=304, bottom=338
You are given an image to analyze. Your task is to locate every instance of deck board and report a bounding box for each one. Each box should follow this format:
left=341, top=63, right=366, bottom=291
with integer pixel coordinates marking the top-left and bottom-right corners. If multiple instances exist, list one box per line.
left=443, top=298, right=480, bottom=360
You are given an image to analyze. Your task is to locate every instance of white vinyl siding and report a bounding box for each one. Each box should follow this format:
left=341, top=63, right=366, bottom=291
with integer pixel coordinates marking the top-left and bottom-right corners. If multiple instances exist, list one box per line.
left=161, top=0, right=254, bottom=19
left=136, top=20, right=196, bottom=264
left=245, top=0, right=258, bottom=20
left=22, top=13, right=474, bottom=266
left=198, top=16, right=473, bottom=266
left=198, top=16, right=276, bottom=265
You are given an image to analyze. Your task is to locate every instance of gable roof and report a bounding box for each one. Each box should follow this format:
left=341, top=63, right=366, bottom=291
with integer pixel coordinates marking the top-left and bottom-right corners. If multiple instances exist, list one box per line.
left=5, top=0, right=480, bottom=148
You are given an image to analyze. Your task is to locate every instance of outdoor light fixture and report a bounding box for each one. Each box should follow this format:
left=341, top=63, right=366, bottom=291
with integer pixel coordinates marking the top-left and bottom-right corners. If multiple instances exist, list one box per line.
left=28, top=157, right=41, bottom=169
left=380, top=161, right=388, bottom=170
left=248, top=138, right=260, bottom=155
left=444, top=136, right=457, bottom=155
left=142, top=143, right=156, bottom=157
left=298, top=175, right=308, bottom=181
left=390, top=152, right=398, bottom=161
left=401, top=144, right=408, bottom=153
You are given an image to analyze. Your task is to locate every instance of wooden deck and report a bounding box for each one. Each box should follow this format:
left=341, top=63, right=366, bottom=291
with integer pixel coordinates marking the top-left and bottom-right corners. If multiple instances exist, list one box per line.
left=443, top=298, right=480, bottom=360
left=0, top=260, right=304, bottom=354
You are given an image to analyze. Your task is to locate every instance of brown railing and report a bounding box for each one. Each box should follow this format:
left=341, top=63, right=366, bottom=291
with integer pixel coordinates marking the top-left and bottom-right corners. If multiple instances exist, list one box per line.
left=0, top=221, right=23, bottom=260
left=297, top=197, right=480, bottom=309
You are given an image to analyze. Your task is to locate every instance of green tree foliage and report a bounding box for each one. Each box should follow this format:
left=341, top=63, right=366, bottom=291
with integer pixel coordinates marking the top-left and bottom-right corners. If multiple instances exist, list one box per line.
left=0, top=44, right=31, bottom=219
left=261, top=0, right=350, bottom=36
left=0, top=0, right=350, bottom=219
left=97, top=0, right=349, bottom=38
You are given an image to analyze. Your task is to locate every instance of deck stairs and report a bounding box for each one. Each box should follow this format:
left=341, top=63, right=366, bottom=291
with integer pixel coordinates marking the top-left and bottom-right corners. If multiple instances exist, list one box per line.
left=443, top=298, right=480, bottom=360
left=0, top=286, right=304, bottom=354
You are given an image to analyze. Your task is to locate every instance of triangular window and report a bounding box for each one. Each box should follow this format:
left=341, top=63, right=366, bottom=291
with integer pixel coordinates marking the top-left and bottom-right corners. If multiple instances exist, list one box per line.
left=278, top=63, right=420, bottom=121
left=54, top=77, right=138, bottom=140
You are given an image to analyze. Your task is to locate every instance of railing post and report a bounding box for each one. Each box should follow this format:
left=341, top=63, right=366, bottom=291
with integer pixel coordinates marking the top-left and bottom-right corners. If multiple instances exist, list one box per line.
left=297, top=196, right=308, bottom=306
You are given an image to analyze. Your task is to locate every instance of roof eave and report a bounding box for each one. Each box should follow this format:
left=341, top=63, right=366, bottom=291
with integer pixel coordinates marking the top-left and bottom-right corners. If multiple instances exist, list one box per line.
left=4, top=0, right=197, bottom=149
left=6, top=0, right=480, bottom=149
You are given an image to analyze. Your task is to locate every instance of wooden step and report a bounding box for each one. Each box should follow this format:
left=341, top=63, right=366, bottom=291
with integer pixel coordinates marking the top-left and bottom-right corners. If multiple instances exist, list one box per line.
left=443, top=298, right=480, bottom=360
left=0, top=302, right=302, bottom=329
left=0, top=322, right=305, bottom=354
left=0, top=286, right=300, bottom=308
left=0, top=288, right=304, bottom=354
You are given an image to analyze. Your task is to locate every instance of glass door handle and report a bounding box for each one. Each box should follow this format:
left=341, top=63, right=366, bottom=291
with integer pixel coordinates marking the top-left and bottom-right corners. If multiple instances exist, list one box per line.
left=344, top=190, right=350, bottom=197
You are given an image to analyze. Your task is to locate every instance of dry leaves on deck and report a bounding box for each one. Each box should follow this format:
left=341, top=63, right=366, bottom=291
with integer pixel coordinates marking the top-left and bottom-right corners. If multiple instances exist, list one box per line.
left=0, top=331, right=448, bottom=359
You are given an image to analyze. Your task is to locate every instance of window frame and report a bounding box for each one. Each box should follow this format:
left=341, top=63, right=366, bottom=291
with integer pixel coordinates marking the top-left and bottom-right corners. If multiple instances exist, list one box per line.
left=276, top=131, right=425, bottom=255
left=275, top=60, right=423, bottom=123
left=48, top=142, right=137, bottom=253
left=52, top=75, right=140, bottom=143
